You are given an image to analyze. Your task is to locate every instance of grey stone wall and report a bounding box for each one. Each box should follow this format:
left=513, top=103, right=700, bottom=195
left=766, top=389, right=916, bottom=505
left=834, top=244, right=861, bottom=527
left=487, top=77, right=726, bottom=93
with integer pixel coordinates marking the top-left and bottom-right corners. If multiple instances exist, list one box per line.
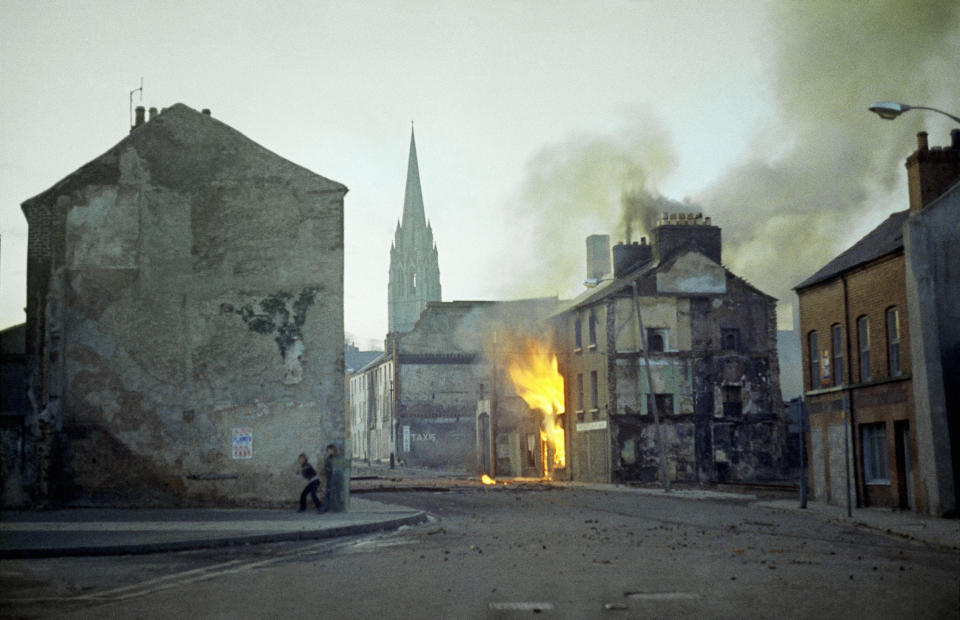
left=21, top=105, right=346, bottom=506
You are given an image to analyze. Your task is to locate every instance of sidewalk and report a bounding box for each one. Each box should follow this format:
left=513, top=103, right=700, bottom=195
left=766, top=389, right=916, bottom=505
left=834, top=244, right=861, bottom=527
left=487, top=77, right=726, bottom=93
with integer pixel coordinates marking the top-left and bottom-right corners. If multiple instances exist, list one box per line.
left=0, top=497, right=427, bottom=559
left=756, top=499, right=960, bottom=549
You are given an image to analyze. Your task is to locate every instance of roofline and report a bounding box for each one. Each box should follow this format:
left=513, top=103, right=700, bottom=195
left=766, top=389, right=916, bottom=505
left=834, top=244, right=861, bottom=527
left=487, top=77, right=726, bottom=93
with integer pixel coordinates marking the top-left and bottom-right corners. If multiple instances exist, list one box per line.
left=793, top=246, right=903, bottom=292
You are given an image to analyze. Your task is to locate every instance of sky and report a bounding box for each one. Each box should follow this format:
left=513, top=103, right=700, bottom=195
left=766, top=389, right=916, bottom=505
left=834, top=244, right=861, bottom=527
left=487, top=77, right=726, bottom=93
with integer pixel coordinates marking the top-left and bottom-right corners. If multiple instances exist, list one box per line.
left=1, top=1, right=958, bottom=350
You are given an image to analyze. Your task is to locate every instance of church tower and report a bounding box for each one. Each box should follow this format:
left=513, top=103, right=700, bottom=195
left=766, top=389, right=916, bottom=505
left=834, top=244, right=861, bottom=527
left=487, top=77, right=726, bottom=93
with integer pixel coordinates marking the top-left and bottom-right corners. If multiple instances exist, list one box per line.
left=388, top=127, right=441, bottom=334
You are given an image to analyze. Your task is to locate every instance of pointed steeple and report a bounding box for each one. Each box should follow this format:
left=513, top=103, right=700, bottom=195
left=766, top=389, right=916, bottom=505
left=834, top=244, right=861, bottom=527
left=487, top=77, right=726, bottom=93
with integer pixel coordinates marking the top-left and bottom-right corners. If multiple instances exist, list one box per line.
left=402, top=125, right=426, bottom=229
left=388, top=125, right=442, bottom=334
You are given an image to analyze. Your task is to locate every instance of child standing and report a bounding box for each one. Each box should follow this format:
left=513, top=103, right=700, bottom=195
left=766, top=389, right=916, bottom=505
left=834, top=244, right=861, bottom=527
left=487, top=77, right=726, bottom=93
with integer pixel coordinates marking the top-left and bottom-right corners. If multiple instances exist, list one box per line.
left=296, top=453, right=322, bottom=513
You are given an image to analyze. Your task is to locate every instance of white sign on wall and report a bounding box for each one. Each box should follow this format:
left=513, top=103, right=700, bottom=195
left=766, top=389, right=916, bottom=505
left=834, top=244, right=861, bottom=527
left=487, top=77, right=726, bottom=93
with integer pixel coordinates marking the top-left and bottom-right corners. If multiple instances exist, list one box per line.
left=576, top=420, right=608, bottom=432
left=402, top=425, right=411, bottom=452
left=232, top=427, right=253, bottom=459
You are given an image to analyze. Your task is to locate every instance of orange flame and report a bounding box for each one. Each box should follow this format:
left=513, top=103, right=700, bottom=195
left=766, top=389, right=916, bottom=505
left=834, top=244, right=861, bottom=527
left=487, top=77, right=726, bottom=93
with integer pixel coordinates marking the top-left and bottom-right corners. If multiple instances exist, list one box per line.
left=507, top=339, right=566, bottom=476
left=481, top=474, right=496, bottom=485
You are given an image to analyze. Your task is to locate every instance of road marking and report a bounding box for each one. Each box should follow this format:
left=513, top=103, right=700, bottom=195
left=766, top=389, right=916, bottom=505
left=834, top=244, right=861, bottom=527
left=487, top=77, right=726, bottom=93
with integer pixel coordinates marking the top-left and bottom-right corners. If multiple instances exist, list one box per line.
left=489, top=602, right=554, bottom=611
left=3, top=537, right=362, bottom=604
left=625, top=591, right=700, bottom=601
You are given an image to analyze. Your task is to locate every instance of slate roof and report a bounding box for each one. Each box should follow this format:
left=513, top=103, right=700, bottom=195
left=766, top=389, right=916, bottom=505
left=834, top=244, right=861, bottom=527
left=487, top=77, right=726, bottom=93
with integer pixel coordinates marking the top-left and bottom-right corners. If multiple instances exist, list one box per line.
left=794, top=210, right=909, bottom=290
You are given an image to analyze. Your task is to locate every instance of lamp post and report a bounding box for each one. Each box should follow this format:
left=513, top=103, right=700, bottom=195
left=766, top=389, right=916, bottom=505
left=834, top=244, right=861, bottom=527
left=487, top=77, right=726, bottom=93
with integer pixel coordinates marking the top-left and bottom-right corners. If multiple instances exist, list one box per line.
left=585, top=277, right=670, bottom=492
left=868, top=101, right=960, bottom=124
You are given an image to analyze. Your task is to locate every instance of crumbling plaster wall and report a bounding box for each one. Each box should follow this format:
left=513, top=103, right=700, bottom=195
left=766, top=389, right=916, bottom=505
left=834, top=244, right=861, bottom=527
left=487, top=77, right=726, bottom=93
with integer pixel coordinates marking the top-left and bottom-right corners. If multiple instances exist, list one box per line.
left=25, top=112, right=346, bottom=506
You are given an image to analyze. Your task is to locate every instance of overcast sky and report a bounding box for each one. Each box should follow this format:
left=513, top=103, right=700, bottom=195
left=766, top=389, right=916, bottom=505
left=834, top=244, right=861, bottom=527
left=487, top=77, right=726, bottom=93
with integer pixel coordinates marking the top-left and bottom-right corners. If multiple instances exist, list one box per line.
left=2, top=1, right=958, bottom=349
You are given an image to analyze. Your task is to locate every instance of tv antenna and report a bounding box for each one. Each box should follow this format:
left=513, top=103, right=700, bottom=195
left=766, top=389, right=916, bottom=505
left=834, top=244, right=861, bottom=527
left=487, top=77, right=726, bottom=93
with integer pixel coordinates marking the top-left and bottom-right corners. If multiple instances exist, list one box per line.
left=129, top=77, right=143, bottom=127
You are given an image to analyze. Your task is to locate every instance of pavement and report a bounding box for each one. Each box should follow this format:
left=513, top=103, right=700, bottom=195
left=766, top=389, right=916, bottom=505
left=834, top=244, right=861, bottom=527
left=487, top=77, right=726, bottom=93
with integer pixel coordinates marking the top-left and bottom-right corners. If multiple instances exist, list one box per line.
left=2, top=465, right=956, bottom=559
left=0, top=496, right=427, bottom=559
left=755, top=498, right=960, bottom=550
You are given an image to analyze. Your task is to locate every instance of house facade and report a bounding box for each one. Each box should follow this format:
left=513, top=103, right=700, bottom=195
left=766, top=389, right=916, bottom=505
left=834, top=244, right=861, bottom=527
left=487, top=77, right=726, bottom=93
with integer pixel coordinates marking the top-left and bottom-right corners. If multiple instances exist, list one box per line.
left=796, top=130, right=959, bottom=515
left=552, top=215, right=784, bottom=484
left=19, top=104, right=347, bottom=506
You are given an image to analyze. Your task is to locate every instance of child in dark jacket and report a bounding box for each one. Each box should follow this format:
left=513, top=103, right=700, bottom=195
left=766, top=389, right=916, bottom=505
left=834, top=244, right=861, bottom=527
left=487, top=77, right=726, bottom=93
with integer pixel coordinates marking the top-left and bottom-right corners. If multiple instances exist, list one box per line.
left=297, top=453, right=322, bottom=513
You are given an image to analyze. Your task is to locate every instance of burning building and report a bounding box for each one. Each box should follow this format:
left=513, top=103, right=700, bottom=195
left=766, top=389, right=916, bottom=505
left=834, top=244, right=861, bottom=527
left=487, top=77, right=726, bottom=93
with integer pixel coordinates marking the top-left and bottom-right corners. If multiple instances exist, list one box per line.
left=549, top=214, right=785, bottom=484
left=350, top=298, right=560, bottom=474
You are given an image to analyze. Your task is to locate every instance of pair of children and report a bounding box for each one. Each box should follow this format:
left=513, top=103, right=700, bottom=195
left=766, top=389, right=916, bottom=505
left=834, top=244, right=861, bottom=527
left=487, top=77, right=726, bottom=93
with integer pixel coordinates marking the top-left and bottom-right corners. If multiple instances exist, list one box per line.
left=297, top=444, right=335, bottom=513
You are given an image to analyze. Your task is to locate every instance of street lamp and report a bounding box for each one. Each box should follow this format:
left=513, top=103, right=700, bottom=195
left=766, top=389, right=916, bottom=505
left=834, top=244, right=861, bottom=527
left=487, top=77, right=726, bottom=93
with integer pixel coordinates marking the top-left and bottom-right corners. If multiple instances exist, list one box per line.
left=868, top=101, right=960, bottom=124
left=584, top=277, right=671, bottom=492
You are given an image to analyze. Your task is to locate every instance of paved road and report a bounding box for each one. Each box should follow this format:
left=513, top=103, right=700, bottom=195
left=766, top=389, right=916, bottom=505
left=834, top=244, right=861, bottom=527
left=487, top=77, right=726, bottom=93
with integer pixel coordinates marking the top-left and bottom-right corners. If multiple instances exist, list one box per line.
left=2, top=484, right=957, bottom=619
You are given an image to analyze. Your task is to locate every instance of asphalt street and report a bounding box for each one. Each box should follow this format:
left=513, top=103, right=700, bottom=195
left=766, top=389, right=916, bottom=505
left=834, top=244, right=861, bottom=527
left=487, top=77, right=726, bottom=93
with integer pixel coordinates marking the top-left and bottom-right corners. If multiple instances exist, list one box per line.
left=1, top=484, right=957, bottom=619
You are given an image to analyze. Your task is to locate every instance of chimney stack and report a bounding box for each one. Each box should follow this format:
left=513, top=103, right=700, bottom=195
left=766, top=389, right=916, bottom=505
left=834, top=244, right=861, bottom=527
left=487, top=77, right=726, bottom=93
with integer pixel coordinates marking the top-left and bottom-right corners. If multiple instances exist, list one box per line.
left=905, top=131, right=960, bottom=212
left=132, top=105, right=146, bottom=130
left=202, top=108, right=211, bottom=116
left=612, top=238, right=652, bottom=278
left=586, top=235, right=611, bottom=281
left=651, top=212, right=722, bottom=264
left=148, top=106, right=158, bottom=120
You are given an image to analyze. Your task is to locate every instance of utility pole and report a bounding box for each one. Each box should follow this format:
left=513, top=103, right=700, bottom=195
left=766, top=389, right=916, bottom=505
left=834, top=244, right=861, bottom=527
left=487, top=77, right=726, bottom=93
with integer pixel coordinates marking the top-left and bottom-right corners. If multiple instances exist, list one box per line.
left=842, top=386, right=853, bottom=517
left=631, top=281, right=670, bottom=492
left=799, top=398, right=808, bottom=509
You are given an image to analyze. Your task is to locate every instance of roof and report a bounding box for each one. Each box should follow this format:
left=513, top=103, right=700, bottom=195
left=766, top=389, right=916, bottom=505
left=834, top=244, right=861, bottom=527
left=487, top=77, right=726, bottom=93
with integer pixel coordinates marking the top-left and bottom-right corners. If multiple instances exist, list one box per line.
left=794, top=210, right=909, bottom=290
left=22, top=103, right=346, bottom=214
left=549, top=245, right=774, bottom=319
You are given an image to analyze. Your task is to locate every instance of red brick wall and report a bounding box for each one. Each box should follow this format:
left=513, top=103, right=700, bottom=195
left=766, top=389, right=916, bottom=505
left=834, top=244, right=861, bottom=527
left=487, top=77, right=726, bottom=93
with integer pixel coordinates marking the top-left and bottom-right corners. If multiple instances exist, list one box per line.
left=797, top=253, right=910, bottom=390
left=797, top=252, right=921, bottom=511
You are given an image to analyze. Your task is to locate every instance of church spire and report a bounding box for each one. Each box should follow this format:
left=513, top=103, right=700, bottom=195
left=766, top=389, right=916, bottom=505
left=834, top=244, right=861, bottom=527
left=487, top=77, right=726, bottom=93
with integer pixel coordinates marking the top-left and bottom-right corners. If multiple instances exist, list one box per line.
left=388, top=125, right=442, bottom=335
left=402, top=125, right=426, bottom=228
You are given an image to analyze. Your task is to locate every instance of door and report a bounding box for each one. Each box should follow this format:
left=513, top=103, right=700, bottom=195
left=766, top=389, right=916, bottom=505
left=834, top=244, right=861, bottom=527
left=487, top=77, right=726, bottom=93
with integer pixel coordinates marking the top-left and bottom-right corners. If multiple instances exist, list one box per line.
left=895, top=421, right=914, bottom=510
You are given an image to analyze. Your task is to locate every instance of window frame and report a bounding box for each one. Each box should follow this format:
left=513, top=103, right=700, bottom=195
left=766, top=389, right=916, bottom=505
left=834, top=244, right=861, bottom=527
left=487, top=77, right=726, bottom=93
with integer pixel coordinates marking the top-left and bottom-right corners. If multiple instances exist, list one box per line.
left=721, top=328, right=741, bottom=352
left=588, top=311, right=597, bottom=349
left=576, top=373, right=584, bottom=412
left=808, top=330, right=820, bottom=389
left=574, top=316, right=583, bottom=351
left=831, top=323, right=844, bottom=386
left=722, top=385, right=743, bottom=417
left=886, top=307, right=901, bottom=377
left=589, top=370, right=599, bottom=410
left=861, top=422, right=890, bottom=485
left=858, top=315, right=871, bottom=382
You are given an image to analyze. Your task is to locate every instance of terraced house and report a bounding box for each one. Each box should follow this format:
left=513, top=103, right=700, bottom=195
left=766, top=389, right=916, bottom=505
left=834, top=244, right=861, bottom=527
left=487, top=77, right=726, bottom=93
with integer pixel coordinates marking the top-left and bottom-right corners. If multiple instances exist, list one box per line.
left=551, top=216, right=784, bottom=484
left=796, top=130, right=959, bottom=516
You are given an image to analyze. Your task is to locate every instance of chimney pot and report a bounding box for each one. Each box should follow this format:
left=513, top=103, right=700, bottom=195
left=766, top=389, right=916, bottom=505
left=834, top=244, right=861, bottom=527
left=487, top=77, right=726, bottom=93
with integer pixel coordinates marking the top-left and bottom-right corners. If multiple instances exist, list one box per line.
left=202, top=108, right=211, bottom=116
left=148, top=107, right=158, bottom=120
left=917, top=131, right=928, bottom=151
left=134, top=105, right=145, bottom=127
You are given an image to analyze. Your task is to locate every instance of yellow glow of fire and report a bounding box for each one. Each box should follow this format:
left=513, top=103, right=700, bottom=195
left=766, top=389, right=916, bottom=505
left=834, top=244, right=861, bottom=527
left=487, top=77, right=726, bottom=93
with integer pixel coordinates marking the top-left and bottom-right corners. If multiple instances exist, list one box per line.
left=481, top=474, right=496, bottom=485
left=507, top=339, right=566, bottom=474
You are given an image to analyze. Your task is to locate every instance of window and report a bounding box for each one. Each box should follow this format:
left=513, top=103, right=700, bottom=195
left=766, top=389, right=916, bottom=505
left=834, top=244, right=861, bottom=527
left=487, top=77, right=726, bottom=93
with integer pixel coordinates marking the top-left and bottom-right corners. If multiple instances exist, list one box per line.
left=590, top=370, right=599, bottom=409
left=831, top=324, right=844, bottom=385
left=574, top=317, right=582, bottom=350
left=721, top=328, right=741, bottom=352
left=887, top=307, right=901, bottom=377
left=858, top=316, right=871, bottom=381
left=646, top=328, right=666, bottom=353
left=646, top=393, right=673, bottom=415
left=808, top=331, right=820, bottom=389
left=588, top=312, right=597, bottom=348
left=576, top=374, right=584, bottom=411
left=722, top=385, right=742, bottom=416
left=861, top=422, right=889, bottom=484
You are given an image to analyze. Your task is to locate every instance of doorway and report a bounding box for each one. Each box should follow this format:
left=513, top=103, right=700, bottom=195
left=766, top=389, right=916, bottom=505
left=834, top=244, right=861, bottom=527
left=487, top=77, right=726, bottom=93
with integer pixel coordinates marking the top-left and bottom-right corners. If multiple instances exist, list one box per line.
left=894, top=420, right=914, bottom=510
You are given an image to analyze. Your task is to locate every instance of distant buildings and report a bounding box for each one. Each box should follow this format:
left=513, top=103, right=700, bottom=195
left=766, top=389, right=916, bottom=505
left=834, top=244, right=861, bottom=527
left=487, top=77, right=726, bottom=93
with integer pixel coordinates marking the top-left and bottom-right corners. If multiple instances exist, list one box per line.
left=795, top=130, right=959, bottom=516
left=550, top=216, right=785, bottom=484
left=15, top=104, right=347, bottom=507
